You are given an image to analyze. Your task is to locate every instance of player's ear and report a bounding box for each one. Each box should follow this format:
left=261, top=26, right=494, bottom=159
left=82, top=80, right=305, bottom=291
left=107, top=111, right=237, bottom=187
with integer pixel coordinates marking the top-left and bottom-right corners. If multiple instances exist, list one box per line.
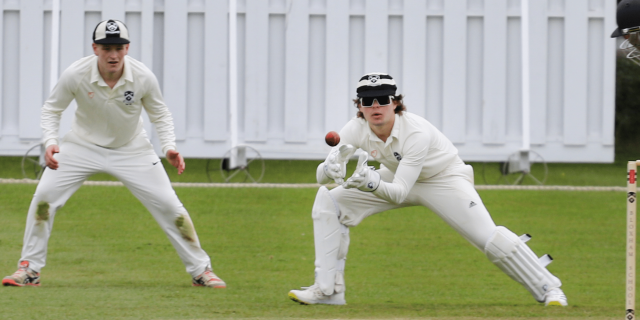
left=92, top=43, right=99, bottom=56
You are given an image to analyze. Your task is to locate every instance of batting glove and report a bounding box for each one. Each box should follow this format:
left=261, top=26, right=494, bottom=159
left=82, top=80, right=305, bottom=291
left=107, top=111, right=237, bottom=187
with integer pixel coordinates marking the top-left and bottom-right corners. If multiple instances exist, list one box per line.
left=342, top=152, right=380, bottom=192
left=323, top=144, right=356, bottom=184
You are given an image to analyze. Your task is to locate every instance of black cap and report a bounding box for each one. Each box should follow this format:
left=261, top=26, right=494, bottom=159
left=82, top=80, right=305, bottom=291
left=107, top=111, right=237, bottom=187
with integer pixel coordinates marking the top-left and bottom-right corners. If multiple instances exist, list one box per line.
left=93, top=19, right=130, bottom=44
left=356, top=73, right=397, bottom=98
left=612, top=0, right=640, bottom=38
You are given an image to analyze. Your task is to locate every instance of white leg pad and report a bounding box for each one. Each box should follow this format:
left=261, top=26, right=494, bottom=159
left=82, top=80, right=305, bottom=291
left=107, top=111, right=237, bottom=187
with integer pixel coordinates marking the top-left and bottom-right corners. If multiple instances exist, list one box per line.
left=484, top=226, right=562, bottom=302
left=312, top=186, right=349, bottom=295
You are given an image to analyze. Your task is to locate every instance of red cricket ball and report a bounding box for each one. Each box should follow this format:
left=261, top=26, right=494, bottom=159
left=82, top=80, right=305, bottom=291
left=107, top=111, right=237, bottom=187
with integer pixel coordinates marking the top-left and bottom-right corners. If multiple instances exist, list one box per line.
left=325, top=131, right=340, bottom=147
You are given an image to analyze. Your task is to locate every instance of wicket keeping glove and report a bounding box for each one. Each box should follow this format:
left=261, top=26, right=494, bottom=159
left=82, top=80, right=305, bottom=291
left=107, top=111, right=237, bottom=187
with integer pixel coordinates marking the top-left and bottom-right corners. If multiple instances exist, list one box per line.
left=323, top=144, right=356, bottom=184
left=342, top=152, right=380, bottom=192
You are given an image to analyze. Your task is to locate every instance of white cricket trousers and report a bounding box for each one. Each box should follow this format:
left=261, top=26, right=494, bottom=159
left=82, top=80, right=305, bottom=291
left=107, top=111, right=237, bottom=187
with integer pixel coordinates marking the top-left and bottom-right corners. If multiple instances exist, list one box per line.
left=19, top=131, right=211, bottom=277
left=333, top=159, right=497, bottom=250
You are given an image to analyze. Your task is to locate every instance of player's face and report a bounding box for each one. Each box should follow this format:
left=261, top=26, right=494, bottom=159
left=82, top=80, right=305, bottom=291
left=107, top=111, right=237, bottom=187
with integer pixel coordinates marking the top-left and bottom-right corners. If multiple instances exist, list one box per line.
left=627, top=33, right=640, bottom=48
left=92, top=43, right=129, bottom=74
left=359, top=99, right=397, bottom=129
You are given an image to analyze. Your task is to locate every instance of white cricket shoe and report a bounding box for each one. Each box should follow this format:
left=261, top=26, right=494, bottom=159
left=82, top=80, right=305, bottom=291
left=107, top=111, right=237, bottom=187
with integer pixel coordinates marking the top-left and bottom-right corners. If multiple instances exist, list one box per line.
left=192, top=266, right=226, bottom=288
left=544, top=288, right=568, bottom=306
left=288, top=284, right=346, bottom=305
left=2, top=261, right=40, bottom=287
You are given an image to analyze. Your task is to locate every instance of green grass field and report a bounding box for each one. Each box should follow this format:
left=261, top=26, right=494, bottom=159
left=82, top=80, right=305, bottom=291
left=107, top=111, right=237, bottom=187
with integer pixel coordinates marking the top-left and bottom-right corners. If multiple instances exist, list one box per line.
left=0, top=179, right=629, bottom=319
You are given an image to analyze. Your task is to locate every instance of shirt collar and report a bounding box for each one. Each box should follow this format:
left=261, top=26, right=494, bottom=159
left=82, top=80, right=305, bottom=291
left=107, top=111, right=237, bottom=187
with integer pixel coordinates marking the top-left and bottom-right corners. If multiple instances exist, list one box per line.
left=91, top=56, right=133, bottom=87
left=367, top=113, right=401, bottom=146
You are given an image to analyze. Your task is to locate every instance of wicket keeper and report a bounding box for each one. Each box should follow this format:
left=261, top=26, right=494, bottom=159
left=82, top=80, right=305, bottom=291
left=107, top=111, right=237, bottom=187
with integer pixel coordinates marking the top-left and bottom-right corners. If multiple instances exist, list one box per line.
left=288, top=72, right=567, bottom=306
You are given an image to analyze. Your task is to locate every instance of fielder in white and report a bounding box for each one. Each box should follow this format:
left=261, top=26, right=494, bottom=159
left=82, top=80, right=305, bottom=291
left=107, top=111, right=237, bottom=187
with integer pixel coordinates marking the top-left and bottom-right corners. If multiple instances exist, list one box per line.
left=288, top=72, right=567, bottom=306
left=2, top=20, right=225, bottom=288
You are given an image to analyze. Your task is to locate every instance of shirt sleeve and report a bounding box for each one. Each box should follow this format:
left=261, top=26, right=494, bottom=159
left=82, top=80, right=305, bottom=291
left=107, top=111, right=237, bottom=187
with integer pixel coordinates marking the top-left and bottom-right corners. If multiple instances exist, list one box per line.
left=141, top=73, right=177, bottom=155
left=41, top=71, right=76, bottom=148
left=338, top=118, right=362, bottom=149
left=372, top=132, right=430, bottom=204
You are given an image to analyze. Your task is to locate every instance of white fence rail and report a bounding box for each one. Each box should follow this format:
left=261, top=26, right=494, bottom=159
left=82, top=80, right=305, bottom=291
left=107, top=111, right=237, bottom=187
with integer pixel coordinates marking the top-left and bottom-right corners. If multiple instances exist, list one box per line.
left=0, top=0, right=617, bottom=162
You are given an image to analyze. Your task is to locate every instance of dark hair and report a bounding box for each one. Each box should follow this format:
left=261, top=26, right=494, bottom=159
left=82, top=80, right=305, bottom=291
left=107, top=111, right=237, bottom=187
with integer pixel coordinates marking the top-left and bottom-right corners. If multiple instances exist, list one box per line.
left=352, top=94, right=406, bottom=119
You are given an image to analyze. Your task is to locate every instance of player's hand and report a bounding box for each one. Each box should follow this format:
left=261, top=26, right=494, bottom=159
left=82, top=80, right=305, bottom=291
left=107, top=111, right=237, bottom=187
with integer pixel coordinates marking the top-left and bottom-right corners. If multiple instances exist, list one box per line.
left=323, top=144, right=356, bottom=184
left=342, top=152, right=380, bottom=192
left=45, top=145, right=60, bottom=170
left=166, top=149, right=185, bottom=175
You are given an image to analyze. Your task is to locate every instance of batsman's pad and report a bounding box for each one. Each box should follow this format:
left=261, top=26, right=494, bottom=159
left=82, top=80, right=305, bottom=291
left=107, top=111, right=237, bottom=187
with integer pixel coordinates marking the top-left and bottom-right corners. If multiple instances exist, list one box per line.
left=312, top=186, right=350, bottom=295
left=484, top=226, right=561, bottom=302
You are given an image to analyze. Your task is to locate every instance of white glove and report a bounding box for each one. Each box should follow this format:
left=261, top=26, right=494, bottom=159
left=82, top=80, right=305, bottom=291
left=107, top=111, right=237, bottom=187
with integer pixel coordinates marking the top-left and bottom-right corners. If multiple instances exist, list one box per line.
left=323, top=144, right=356, bottom=184
left=342, top=152, right=380, bottom=192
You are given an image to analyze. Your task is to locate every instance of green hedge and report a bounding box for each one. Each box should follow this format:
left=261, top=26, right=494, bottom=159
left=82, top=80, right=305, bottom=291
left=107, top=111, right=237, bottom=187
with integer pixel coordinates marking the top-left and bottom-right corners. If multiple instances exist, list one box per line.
left=615, top=57, right=640, bottom=159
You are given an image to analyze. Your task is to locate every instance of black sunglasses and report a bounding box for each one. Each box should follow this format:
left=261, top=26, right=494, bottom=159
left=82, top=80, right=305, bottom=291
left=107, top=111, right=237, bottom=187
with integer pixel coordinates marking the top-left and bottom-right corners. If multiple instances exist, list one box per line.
left=359, top=95, right=394, bottom=107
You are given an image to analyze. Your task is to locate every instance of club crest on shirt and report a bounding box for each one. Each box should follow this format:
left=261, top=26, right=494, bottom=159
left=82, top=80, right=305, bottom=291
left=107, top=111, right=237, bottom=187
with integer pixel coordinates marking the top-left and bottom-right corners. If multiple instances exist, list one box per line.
left=370, top=150, right=378, bottom=158
left=88, top=92, right=94, bottom=99
left=393, top=152, right=402, bottom=161
left=123, top=91, right=134, bottom=105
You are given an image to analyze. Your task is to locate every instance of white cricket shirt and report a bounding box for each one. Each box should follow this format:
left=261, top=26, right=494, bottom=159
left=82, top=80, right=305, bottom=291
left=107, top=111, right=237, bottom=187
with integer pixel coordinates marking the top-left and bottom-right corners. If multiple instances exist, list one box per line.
left=41, top=55, right=177, bottom=154
left=326, top=112, right=460, bottom=204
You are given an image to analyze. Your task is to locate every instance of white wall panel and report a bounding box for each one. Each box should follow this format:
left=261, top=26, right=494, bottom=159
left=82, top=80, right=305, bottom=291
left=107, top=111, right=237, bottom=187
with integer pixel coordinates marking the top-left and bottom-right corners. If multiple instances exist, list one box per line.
left=187, top=14, right=205, bottom=139
left=308, top=15, right=326, bottom=139
left=204, top=0, right=228, bottom=142
left=387, top=16, right=403, bottom=98
left=0, top=2, right=4, bottom=138
left=2, top=12, right=18, bottom=140
left=425, top=16, right=443, bottom=129
left=442, top=0, right=466, bottom=143
left=267, top=14, right=285, bottom=137
left=506, top=17, right=521, bottom=138
left=19, top=1, right=43, bottom=140
left=0, top=1, right=618, bottom=163
left=325, top=0, right=350, bottom=132
left=244, top=0, right=268, bottom=142
left=283, top=0, right=309, bottom=142
left=466, top=17, right=483, bottom=141
left=546, top=18, right=564, bottom=142
left=402, top=0, right=426, bottom=118
left=482, top=0, right=507, bottom=145
left=57, top=0, right=85, bottom=141
left=163, top=0, right=187, bottom=140
left=348, top=16, right=365, bottom=113
left=563, top=0, right=588, bottom=145
left=60, top=0, right=85, bottom=69
left=602, top=0, right=616, bottom=146
left=528, top=0, right=548, bottom=145
left=587, top=19, right=604, bottom=142
left=365, top=0, right=388, bottom=72
left=102, top=0, right=125, bottom=22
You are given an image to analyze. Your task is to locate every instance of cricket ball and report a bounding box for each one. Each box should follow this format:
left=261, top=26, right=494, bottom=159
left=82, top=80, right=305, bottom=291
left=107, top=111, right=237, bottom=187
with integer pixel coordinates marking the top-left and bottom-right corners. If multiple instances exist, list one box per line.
left=325, top=131, right=340, bottom=147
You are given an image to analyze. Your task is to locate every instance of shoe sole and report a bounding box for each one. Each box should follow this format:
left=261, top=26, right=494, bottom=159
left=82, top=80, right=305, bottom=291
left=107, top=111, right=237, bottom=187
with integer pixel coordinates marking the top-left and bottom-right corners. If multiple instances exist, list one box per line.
left=288, top=292, right=311, bottom=305
left=192, top=283, right=226, bottom=288
left=2, top=279, right=40, bottom=287
left=545, top=301, right=567, bottom=306
left=288, top=292, right=346, bottom=305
